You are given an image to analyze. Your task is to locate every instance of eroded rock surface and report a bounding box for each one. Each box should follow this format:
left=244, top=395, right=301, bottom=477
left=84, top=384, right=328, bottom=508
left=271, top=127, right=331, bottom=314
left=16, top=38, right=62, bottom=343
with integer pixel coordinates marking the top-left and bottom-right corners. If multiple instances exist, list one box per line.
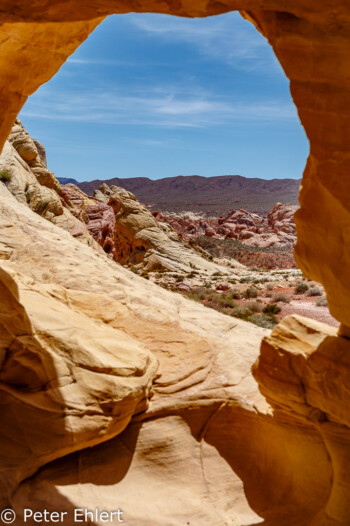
left=254, top=315, right=350, bottom=525
left=0, top=120, right=98, bottom=248
left=0, top=181, right=267, bottom=515
left=59, top=181, right=243, bottom=273
left=155, top=202, right=297, bottom=250
left=93, top=183, right=244, bottom=273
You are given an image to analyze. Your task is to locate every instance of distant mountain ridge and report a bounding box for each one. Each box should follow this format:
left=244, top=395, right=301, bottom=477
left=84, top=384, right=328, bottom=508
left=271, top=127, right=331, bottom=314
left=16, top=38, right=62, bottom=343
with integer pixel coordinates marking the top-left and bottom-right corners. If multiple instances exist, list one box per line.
left=63, top=175, right=301, bottom=216
left=58, top=177, right=80, bottom=185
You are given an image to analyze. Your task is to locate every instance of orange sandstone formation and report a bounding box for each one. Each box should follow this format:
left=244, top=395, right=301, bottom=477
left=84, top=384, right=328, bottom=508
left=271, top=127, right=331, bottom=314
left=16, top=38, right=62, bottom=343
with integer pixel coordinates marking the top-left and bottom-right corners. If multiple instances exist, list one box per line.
left=0, top=2, right=350, bottom=526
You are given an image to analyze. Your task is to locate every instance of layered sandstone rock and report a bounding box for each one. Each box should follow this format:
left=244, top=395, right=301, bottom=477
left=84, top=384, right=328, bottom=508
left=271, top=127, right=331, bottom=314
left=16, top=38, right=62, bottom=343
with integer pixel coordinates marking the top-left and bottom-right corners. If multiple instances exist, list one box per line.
left=0, top=262, right=158, bottom=502
left=1, top=123, right=245, bottom=273
left=62, top=182, right=244, bottom=273
left=155, top=203, right=297, bottom=250
left=0, top=120, right=98, bottom=247
left=254, top=315, right=350, bottom=526
left=0, top=181, right=267, bottom=515
left=60, top=182, right=117, bottom=256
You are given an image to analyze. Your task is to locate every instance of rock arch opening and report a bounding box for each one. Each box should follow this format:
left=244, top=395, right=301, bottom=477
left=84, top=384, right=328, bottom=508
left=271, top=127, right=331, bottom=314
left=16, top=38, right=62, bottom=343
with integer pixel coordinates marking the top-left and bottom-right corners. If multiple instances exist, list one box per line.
left=18, top=12, right=307, bottom=187
left=1, top=4, right=350, bottom=525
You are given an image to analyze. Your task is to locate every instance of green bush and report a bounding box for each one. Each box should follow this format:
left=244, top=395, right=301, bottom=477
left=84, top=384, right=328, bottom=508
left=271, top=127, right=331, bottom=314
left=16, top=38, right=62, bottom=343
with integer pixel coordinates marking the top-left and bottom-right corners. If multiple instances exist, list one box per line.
left=229, top=289, right=241, bottom=300
left=316, top=296, right=328, bottom=306
left=217, top=296, right=237, bottom=309
left=295, top=282, right=309, bottom=294
left=0, top=169, right=11, bottom=182
left=245, top=301, right=262, bottom=313
left=307, top=287, right=323, bottom=297
left=271, top=293, right=291, bottom=303
left=263, top=303, right=281, bottom=315
left=243, top=287, right=258, bottom=299
left=230, top=307, right=253, bottom=320
left=248, top=314, right=277, bottom=329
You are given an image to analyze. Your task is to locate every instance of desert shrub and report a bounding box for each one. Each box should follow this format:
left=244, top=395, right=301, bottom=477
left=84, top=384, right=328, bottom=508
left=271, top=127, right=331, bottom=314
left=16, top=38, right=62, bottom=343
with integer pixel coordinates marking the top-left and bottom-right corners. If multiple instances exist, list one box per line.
left=213, top=271, right=222, bottom=277
left=240, top=277, right=252, bottom=284
left=190, top=287, right=215, bottom=302
left=265, top=291, right=273, bottom=298
left=230, top=307, right=253, bottom=320
left=295, top=282, right=309, bottom=294
left=217, top=296, right=237, bottom=309
left=307, top=287, right=323, bottom=297
left=243, top=287, right=258, bottom=299
left=229, top=289, right=241, bottom=300
left=316, top=296, right=328, bottom=306
left=245, top=301, right=262, bottom=313
left=259, top=278, right=269, bottom=284
left=0, top=169, right=11, bottom=182
left=248, top=314, right=277, bottom=329
left=266, top=283, right=274, bottom=290
left=263, top=303, right=281, bottom=315
left=176, top=276, right=183, bottom=282
left=197, top=288, right=209, bottom=300
left=271, top=293, right=291, bottom=303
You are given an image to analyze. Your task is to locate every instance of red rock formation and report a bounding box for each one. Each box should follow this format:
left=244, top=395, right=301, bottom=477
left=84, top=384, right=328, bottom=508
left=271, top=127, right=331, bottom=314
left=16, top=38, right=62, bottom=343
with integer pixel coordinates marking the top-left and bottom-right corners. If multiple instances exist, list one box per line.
left=61, top=183, right=117, bottom=258
left=155, top=204, right=297, bottom=250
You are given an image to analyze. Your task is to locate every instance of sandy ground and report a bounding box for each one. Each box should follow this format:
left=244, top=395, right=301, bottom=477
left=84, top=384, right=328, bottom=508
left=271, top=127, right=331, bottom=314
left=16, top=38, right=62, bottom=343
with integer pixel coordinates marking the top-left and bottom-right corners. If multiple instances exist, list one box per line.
left=281, top=300, right=339, bottom=327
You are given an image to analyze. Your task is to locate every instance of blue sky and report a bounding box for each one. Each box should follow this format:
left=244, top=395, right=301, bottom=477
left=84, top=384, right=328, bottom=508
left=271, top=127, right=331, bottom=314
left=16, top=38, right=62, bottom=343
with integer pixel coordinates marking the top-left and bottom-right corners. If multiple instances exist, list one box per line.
left=19, top=12, right=308, bottom=182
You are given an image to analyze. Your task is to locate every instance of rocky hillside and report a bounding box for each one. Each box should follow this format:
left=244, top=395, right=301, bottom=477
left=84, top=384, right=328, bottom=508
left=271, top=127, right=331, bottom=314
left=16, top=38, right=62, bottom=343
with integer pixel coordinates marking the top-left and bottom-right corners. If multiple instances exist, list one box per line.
left=76, top=174, right=301, bottom=216
left=155, top=203, right=297, bottom=248
left=62, top=182, right=244, bottom=274
left=0, top=120, right=243, bottom=276
left=154, top=203, right=298, bottom=269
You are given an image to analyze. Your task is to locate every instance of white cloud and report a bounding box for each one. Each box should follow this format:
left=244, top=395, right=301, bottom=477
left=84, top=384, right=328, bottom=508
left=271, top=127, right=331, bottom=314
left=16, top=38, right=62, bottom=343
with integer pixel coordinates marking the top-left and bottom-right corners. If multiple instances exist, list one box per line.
left=67, top=57, right=138, bottom=67
left=128, top=12, right=280, bottom=71
left=20, top=84, right=296, bottom=129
